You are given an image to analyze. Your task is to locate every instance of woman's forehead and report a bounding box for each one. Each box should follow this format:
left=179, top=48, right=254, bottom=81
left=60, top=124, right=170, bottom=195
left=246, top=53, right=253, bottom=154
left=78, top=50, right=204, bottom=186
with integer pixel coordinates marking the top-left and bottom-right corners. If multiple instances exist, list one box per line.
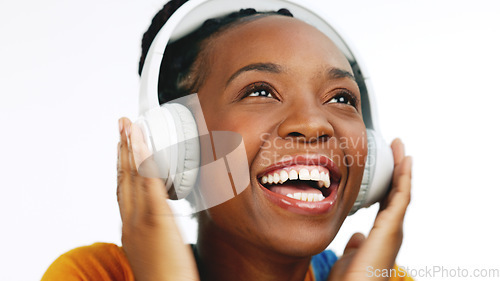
left=205, top=15, right=353, bottom=78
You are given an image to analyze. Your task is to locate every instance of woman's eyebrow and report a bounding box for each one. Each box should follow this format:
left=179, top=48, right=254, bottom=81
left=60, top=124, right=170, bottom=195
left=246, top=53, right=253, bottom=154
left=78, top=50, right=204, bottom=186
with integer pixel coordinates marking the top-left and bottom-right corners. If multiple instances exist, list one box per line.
left=226, top=62, right=283, bottom=87
left=327, top=67, right=355, bottom=81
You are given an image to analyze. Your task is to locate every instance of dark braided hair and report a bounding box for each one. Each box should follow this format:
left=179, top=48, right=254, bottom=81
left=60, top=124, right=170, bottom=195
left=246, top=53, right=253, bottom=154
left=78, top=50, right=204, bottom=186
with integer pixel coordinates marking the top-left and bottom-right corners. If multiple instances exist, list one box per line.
left=139, top=0, right=293, bottom=104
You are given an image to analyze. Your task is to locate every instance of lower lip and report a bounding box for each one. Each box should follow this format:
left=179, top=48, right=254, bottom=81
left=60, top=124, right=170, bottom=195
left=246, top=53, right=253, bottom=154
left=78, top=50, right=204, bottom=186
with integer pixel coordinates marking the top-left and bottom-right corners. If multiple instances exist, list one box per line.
left=258, top=182, right=338, bottom=215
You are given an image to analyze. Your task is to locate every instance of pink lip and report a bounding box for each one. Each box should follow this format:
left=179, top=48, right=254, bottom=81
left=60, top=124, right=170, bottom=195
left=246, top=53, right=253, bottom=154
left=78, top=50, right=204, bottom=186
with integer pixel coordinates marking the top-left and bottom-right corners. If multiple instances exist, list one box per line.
left=257, top=154, right=341, bottom=215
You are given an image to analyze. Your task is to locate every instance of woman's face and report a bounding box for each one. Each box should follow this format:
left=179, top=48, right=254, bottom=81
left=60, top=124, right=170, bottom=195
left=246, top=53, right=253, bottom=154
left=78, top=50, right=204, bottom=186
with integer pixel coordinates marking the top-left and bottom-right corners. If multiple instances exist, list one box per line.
left=196, top=15, right=367, bottom=256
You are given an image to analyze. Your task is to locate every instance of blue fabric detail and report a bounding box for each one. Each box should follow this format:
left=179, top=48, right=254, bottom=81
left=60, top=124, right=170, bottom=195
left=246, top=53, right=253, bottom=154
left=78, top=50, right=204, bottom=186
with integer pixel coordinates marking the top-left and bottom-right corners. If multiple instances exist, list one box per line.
left=311, top=250, right=338, bottom=281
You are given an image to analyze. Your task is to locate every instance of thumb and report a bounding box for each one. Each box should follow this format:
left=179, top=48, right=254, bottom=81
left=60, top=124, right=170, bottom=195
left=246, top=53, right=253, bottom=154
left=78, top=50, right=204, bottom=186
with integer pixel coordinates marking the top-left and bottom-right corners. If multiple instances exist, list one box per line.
left=343, top=232, right=366, bottom=256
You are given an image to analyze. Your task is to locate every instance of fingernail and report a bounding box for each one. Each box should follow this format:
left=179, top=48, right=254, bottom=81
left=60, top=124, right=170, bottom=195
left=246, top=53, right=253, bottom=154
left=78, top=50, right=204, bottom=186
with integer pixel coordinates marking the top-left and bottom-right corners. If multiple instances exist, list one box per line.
left=125, top=123, right=131, bottom=139
left=118, top=119, right=123, bottom=133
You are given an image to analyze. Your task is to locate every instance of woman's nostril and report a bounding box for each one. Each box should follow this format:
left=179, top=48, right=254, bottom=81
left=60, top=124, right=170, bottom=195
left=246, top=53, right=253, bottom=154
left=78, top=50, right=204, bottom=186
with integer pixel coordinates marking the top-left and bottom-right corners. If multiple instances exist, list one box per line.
left=318, top=134, right=330, bottom=142
left=288, top=132, right=303, bottom=138
left=277, top=111, right=335, bottom=142
left=284, top=132, right=331, bottom=143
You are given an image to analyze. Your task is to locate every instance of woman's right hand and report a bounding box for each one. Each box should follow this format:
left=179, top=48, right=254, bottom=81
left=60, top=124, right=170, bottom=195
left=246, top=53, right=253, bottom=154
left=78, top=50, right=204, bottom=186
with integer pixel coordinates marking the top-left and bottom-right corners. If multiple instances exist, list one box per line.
left=117, top=117, right=199, bottom=281
left=328, top=139, right=412, bottom=281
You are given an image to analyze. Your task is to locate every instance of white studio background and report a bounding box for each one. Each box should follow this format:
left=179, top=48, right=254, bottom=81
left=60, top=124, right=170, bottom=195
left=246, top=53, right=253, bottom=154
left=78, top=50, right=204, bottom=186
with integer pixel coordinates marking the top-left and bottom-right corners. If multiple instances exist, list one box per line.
left=1, top=0, right=499, bottom=280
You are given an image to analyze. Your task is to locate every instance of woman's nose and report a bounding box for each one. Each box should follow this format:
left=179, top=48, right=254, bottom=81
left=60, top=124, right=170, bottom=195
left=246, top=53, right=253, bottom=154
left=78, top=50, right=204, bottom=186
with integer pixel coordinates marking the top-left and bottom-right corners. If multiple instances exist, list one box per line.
left=277, top=102, right=334, bottom=143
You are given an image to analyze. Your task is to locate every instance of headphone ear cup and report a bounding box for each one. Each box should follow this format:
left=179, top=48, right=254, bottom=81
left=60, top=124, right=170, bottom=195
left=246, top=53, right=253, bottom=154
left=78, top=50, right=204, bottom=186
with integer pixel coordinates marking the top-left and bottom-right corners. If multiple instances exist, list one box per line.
left=349, top=129, right=394, bottom=215
left=136, top=104, right=200, bottom=200
left=162, top=103, right=200, bottom=199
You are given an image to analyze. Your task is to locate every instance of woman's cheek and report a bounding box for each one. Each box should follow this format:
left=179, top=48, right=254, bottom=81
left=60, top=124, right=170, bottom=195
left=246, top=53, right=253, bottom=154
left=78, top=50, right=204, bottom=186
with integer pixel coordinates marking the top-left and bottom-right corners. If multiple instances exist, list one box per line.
left=239, top=128, right=268, bottom=167
left=335, top=119, right=367, bottom=165
left=342, top=126, right=368, bottom=204
left=211, top=111, right=268, bottom=161
left=346, top=135, right=368, bottom=170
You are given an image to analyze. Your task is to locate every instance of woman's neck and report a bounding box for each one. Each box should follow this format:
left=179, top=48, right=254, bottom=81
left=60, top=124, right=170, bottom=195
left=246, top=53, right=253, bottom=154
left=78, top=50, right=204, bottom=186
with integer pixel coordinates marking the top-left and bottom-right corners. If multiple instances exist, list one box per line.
left=195, top=214, right=312, bottom=281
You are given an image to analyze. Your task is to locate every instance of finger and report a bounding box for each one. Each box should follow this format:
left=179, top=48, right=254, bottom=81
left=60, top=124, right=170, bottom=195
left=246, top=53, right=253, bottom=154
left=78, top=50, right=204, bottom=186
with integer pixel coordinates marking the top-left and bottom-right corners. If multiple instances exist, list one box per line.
left=391, top=138, right=405, bottom=168
left=388, top=156, right=412, bottom=219
left=343, top=232, right=366, bottom=256
left=124, top=120, right=150, bottom=219
left=125, top=121, right=138, bottom=175
left=378, top=156, right=412, bottom=222
left=389, top=155, right=412, bottom=203
left=117, top=118, right=133, bottom=220
left=130, top=123, right=153, bottom=174
left=129, top=123, right=171, bottom=217
left=119, top=118, right=132, bottom=173
left=129, top=123, right=150, bottom=213
left=379, top=139, right=406, bottom=210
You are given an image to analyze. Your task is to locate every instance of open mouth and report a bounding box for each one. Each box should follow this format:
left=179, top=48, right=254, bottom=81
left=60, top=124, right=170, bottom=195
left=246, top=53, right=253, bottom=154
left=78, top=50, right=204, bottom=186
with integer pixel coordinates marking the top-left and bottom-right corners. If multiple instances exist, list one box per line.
left=256, top=154, right=342, bottom=215
left=259, top=165, right=336, bottom=202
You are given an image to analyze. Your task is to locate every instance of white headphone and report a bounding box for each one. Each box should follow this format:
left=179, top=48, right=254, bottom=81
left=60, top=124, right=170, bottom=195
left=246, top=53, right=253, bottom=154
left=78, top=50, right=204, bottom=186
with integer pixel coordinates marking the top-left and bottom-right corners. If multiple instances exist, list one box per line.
left=137, top=0, right=394, bottom=214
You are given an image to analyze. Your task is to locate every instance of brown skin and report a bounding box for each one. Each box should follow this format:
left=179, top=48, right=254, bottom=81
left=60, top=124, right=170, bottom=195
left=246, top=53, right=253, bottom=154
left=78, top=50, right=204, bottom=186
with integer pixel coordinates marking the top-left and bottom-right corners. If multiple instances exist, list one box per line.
left=117, top=16, right=412, bottom=281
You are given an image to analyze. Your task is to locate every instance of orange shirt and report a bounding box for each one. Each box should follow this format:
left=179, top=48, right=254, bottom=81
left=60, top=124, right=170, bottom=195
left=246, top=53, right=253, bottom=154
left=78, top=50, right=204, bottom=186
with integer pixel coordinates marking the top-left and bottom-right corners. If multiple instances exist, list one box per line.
left=42, top=243, right=413, bottom=281
left=42, top=243, right=134, bottom=281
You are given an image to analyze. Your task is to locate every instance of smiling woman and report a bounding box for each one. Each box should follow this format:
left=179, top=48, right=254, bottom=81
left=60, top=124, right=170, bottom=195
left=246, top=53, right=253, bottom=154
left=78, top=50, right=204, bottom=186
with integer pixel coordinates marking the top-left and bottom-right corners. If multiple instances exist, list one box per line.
left=41, top=0, right=413, bottom=280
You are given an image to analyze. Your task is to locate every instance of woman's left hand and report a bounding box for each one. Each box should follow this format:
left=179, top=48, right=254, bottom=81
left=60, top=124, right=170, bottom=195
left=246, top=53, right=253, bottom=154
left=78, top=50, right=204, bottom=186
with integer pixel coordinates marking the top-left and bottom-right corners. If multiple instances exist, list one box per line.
left=117, top=118, right=199, bottom=281
left=328, top=138, right=412, bottom=281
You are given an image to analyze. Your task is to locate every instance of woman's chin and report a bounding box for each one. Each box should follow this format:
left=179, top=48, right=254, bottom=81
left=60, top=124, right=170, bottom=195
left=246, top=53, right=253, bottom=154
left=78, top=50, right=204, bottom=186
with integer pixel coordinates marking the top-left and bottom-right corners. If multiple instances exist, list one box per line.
left=253, top=215, right=344, bottom=257
left=264, top=231, right=336, bottom=258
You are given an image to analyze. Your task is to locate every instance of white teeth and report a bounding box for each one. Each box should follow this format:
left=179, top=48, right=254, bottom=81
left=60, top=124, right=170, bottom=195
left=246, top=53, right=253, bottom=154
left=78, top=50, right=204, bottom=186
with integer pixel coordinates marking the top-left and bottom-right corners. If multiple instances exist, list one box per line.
left=301, top=193, right=308, bottom=201
left=261, top=176, right=268, bottom=184
left=299, top=169, right=310, bottom=180
left=318, top=180, right=324, bottom=188
left=310, top=169, right=320, bottom=180
left=320, top=172, right=330, bottom=188
left=260, top=167, right=332, bottom=189
left=279, top=170, right=288, bottom=184
left=289, top=169, right=298, bottom=180
left=273, top=173, right=279, bottom=184
left=268, top=174, right=273, bottom=184
left=289, top=192, right=325, bottom=202
left=307, top=193, right=314, bottom=202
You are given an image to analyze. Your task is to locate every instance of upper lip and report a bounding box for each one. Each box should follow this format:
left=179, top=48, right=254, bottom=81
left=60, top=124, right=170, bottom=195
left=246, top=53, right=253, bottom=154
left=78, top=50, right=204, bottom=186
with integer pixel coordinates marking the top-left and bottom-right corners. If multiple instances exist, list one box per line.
left=257, top=154, right=341, bottom=182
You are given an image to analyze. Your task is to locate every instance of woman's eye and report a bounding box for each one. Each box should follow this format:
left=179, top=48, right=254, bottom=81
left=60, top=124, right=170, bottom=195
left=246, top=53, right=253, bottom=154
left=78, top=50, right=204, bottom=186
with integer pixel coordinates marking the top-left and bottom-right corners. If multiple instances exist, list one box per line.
left=242, top=83, right=277, bottom=100
left=247, top=89, right=273, bottom=98
left=329, top=96, right=350, bottom=105
left=327, top=90, right=357, bottom=107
